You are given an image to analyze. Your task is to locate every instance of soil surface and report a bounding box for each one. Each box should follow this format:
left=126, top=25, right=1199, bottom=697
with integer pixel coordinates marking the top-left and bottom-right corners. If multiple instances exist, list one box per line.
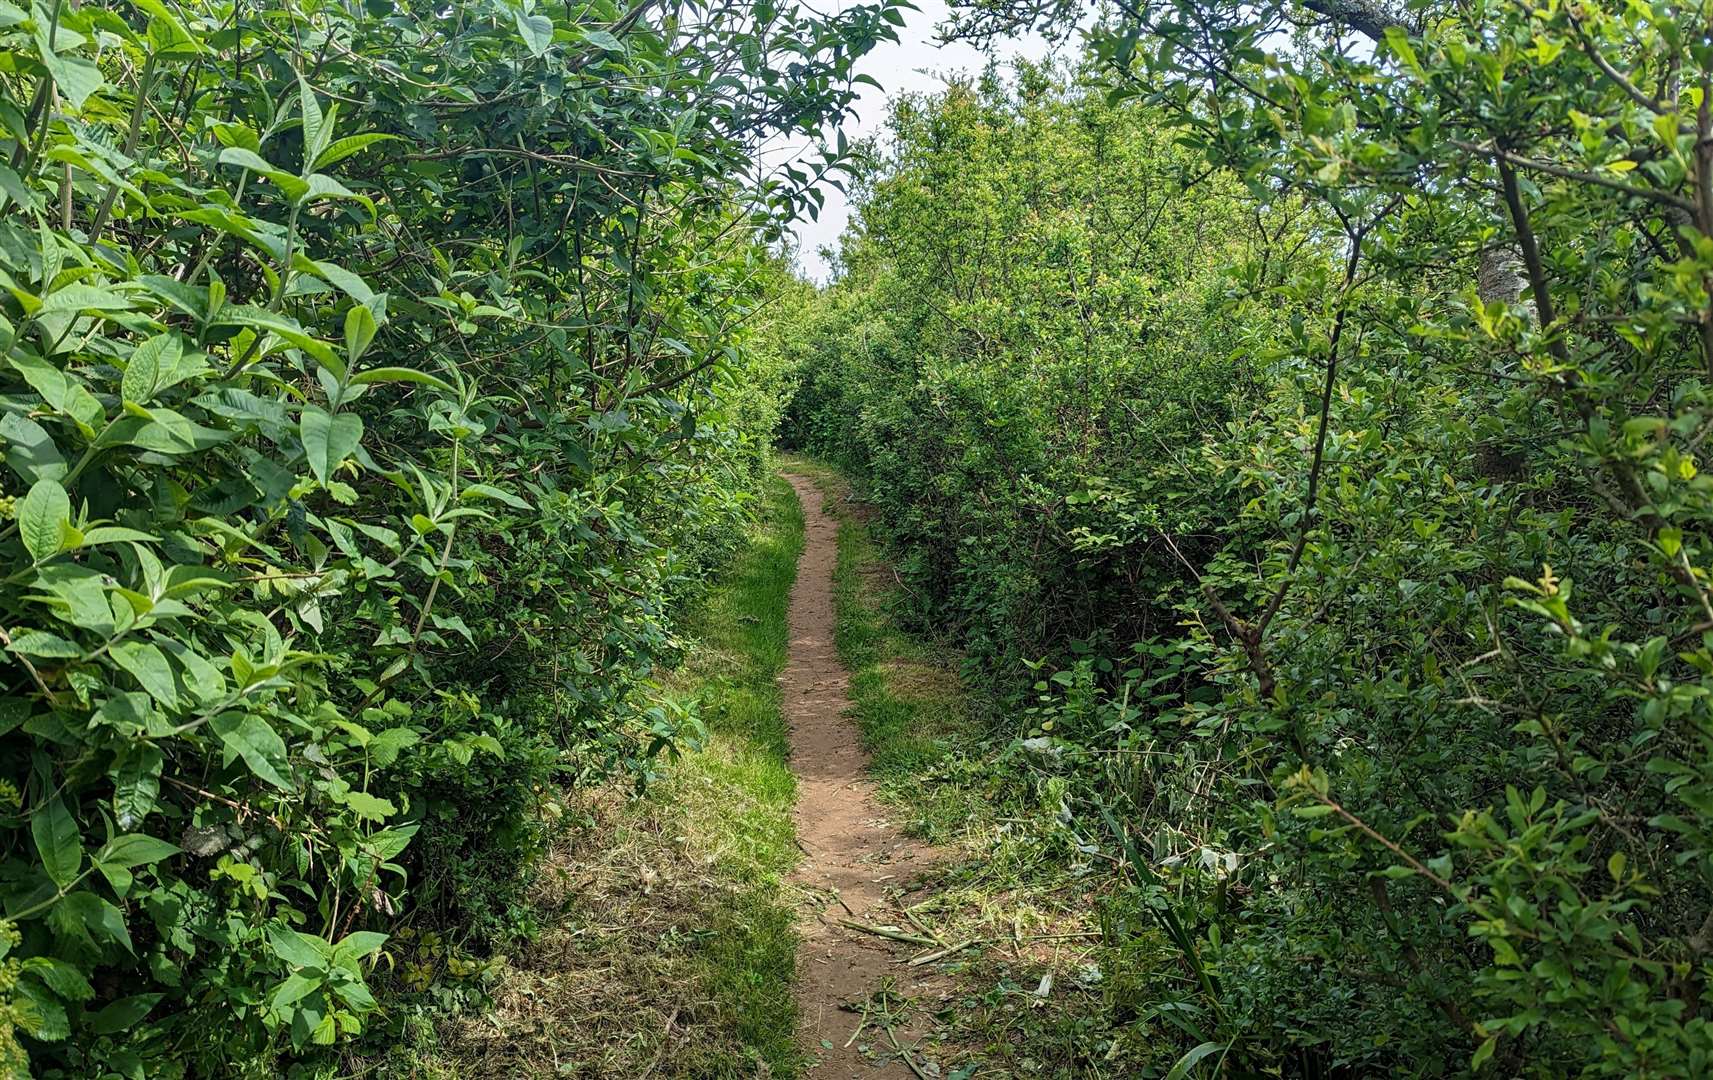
left=781, top=473, right=941, bottom=1078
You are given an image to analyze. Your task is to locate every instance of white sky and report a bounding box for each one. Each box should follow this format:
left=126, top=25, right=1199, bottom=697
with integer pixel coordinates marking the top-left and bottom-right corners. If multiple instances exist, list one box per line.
left=763, top=1, right=1057, bottom=282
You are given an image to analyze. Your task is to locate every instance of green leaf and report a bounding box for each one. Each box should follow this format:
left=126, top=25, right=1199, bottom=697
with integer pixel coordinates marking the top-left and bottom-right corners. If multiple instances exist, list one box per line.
left=80, top=526, right=159, bottom=546
left=18, top=477, right=70, bottom=562
left=299, top=76, right=329, bottom=163
left=270, top=971, right=321, bottom=1011
left=1471, top=1035, right=1497, bottom=1070
left=63, top=890, right=132, bottom=953
left=460, top=483, right=530, bottom=510
left=344, top=305, right=378, bottom=366
left=0, top=410, right=67, bottom=483
left=122, top=334, right=181, bottom=405
left=338, top=789, right=395, bottom=822
left=1164, top=1041, right=1227, bottom=1080
left=97, top=833, right=180, bottom=869
left=110, top=640, right=180, bottom=709
left=8, top=629, right=80, bottom=657
left=13, top=976, right=69, bottom=1040
left=314, top=133, right=397, bottom=172
left=112, top=743, right=163, bottom=829
left=37, top=283, right=133, bottom=315
left=1383, top=26, right=1424, bottom=79
left=211, top=712, right=291, bottom=790
left=88, top=993, right=161, bottom=1034
left=300, top=406, right=363, bottom=484
left=268, top=925, right=328, bottom=970
left=515, top=10, right=554, bottom=56
left=34, top=38, right=104, bottom=110
left=20, top=956, right=93, bottom=1001
left=348, top=367, right=455, bottom=393
left=334, top=931, right=388, bottom=961
left=32, top=794, right=81, bottom=886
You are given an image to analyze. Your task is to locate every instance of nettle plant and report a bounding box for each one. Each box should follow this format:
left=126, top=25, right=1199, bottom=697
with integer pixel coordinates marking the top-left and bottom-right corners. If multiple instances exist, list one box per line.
left=0, top=0, right=901, bottom=1074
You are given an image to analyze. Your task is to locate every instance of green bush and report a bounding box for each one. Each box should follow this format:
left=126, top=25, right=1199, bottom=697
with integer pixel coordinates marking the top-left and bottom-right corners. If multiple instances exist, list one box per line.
left=784, top=19, right=1713, bottom=1074
left=0, top=0, right=904, bottom=1074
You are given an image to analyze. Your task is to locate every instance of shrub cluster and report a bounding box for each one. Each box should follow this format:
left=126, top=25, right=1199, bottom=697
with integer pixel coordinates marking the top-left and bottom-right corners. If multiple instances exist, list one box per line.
left=0, top=0, right=902, bottom=1074
left=785, top=26, right=1713, bottom=1077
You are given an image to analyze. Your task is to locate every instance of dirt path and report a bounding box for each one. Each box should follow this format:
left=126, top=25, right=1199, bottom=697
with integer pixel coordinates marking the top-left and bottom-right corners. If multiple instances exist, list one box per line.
left=781, top=473, right=941, bottom=1077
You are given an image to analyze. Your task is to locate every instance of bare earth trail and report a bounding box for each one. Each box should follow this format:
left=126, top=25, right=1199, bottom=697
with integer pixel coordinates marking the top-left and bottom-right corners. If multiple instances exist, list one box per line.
left=781, top=473, right=943, bottom=1077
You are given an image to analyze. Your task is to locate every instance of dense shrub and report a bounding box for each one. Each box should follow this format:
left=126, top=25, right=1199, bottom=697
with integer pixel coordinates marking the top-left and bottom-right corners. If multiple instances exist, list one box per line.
left=0, top=0, right=902, bottom=1074
left=784, top=15, right=1713, bottom=1075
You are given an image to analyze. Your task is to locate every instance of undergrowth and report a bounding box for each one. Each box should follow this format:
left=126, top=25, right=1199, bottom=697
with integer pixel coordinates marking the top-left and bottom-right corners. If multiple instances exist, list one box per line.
left=379, top=473, right=806, bottom=1078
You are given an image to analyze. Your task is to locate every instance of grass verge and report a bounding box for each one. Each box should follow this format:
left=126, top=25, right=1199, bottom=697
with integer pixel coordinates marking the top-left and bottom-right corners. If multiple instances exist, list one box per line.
left=382, top=472, right=806, bottom=1078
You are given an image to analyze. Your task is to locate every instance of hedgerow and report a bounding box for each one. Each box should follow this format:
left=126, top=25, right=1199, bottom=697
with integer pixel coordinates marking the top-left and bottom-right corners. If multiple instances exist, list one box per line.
left=784, top=10, right=1713, bottom=1074
left=0, top=0, right=904, bottom=1074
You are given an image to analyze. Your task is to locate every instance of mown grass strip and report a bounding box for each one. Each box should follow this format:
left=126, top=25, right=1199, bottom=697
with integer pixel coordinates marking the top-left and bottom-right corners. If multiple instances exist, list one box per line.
left=380, top=473, right=808, bottom=1079
left=660, top=471, right=806, bottom=1074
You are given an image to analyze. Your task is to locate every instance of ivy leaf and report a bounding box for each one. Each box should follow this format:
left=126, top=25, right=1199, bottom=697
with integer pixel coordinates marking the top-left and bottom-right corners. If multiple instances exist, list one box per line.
left=300, top=406, right=363, bottom=484
left=19, top=477, right=70, bottom=563
left=31, top=794, right=81, bottom=886
left=210, top=712, right=291, bottom=790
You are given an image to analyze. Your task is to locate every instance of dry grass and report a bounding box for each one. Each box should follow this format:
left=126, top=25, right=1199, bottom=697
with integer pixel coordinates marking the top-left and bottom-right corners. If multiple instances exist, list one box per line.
left=427, top=757, right=789, bottom=1078
left=378, top=475, right=806, bottom=1079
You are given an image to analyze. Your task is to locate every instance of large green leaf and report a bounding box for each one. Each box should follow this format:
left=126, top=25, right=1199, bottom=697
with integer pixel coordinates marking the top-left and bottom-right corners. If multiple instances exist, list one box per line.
left=18, top=477, right=70, bottom=563
left=88, top=994, right=161, bottom=1035
left=122, top=333, right=181, bottom=405
left=31, top=794, right=81, bottom=886
left=96, top=833, right=181, bottom=869
left=111, top=742, right=163, bottom=830
left=110, top=640, right=180, bottom=709
left=210, top=712, right=291, bottom=790
left=299, top=406, right=363, bottom=484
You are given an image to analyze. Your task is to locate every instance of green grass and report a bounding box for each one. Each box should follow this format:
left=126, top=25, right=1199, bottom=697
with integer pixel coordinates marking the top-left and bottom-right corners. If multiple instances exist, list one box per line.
left=663, top=471, right=806, bottom=1072
left=373, top=472, right=809, bottom=1079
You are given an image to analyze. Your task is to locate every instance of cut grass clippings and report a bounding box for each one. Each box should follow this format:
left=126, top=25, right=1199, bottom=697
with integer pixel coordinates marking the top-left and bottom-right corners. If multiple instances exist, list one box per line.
left=385, top=472, right=807, bottom=1078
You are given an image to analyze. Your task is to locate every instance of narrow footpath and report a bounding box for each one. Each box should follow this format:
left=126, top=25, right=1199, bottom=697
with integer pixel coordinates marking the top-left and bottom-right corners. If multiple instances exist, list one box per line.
left=780, top=473, right=943, bottom=1077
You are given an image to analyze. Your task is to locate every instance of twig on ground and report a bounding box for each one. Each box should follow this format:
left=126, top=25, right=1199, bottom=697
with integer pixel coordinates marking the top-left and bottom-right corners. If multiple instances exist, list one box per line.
left=836, top=919, right=939, bottom=947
